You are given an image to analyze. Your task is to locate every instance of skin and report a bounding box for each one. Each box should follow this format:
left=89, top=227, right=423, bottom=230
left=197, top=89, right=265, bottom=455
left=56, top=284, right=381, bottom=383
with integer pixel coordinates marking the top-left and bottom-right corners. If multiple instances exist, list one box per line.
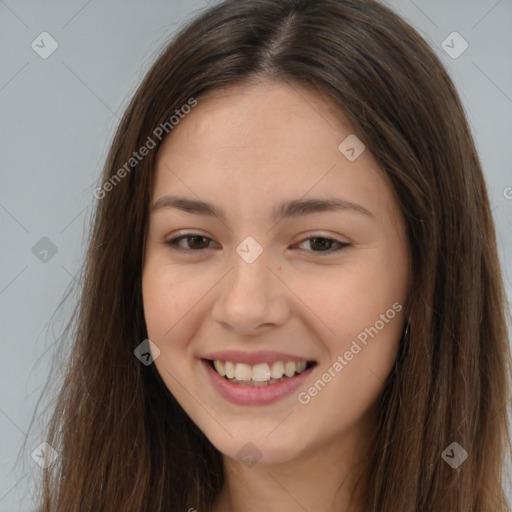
left=142, top=79, right=410, bottom=512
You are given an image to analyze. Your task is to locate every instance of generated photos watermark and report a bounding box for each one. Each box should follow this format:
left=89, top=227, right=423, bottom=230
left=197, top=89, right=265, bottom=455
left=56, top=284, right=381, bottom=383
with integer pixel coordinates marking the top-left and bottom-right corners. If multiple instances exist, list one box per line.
left=94, top=97, right=198, bottom=200
left=297, top=301, right=403, bottom=405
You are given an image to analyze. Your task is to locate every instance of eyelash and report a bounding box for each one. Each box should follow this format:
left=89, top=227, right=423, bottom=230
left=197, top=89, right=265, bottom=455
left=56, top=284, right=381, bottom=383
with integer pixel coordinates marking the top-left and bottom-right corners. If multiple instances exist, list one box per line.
left=163, top=233, right=349, bottom=256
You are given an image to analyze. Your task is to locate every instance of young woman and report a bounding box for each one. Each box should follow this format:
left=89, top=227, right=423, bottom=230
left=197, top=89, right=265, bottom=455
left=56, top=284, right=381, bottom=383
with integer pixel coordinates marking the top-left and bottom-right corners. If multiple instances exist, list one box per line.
left=34, top=0, right=512, bottom=510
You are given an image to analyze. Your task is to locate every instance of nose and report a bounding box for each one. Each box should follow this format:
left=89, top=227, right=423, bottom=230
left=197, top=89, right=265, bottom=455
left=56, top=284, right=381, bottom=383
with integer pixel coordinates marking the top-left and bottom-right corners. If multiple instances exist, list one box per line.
left=211, top=250, right=291, bottom=335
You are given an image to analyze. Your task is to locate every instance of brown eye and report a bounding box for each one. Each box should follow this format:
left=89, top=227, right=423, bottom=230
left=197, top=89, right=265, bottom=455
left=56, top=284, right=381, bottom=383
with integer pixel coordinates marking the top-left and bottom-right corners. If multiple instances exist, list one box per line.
left=295, top=237, right=349, bottom=254
left=185, top=235, right=211, bottom=250
left=164, top=234, right=216, bottom=253
left=163, top=234, right=349, bottom=256
left=309, top=238, right=334, bottom=251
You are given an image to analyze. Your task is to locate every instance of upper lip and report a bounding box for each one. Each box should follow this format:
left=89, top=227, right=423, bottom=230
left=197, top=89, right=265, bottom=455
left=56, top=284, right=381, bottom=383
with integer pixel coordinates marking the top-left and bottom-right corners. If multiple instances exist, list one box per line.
left=202, top=350, right=316, bottom=366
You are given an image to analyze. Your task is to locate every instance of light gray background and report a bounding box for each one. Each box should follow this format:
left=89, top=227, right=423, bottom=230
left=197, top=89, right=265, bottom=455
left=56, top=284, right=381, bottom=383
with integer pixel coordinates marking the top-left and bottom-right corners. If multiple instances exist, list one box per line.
left=1, top=0, right=511, bottom=510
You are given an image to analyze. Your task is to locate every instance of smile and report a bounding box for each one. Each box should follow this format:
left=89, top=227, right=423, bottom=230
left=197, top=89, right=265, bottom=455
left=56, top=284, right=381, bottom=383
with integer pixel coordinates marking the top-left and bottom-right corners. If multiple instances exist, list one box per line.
left=202, top=358, right=317, bottom=405
left=210, top=359, right=313, bottom=385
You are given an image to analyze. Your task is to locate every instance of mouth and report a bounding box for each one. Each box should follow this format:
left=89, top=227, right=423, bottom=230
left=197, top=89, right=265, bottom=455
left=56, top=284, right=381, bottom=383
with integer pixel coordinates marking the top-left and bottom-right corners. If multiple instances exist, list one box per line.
left=203, top=358, right=317, bottom=387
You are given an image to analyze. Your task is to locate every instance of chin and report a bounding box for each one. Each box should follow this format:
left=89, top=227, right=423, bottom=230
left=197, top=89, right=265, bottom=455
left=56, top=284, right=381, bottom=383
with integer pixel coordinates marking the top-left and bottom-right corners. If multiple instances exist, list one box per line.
left=207, top=429, right=305, bottom=467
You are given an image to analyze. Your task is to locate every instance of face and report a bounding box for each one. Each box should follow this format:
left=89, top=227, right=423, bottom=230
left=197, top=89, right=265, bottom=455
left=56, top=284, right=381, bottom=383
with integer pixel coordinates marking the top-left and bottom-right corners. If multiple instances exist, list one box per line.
left=142, top=80, right=410, bottom=466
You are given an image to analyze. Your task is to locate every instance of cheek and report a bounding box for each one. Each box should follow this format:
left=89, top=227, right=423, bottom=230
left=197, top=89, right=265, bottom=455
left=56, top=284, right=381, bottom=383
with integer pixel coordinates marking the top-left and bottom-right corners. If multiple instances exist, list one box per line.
left=141, top=267, right=192, bottom=388
left=142, top=266, right=197, bottom=398
left=141, top=261, right=213, bottom=381
left=142, top=271, right=172, bottom=340
left=293, top=247, right=407, bottom=394
left=294, top=268, right=405, bottom=433
left=295, top=260, right=406, bottom=340
left=142, top=262, right=197, bottom=342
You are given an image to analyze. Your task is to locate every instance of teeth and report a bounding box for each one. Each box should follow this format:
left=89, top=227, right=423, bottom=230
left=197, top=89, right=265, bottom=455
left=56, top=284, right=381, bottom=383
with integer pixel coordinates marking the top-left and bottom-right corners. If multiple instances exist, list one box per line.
left=213, top=360, right=225, bottom=377
left=224, top=361, right=235, bottom=379
left=252, top=363, right=271, bottom=382
left=235, top=363, right=252, bottom=381
left=270, top=361, right=284, bottom=379
left=284, top=361, right=296, bottom=377
left=212, top=359, right=310, bottom=382
left=296, top=361, right=307, bottom=373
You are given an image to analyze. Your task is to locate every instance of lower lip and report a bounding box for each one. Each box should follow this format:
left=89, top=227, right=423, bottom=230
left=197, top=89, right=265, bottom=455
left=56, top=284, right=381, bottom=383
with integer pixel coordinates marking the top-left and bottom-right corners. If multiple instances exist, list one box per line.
left=201, top=359, right=316, bottom=405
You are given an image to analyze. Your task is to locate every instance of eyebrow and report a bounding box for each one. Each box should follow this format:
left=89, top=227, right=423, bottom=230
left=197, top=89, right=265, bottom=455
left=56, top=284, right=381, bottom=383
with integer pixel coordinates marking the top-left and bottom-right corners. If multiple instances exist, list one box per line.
left=152, top=194, right=374, bottom=222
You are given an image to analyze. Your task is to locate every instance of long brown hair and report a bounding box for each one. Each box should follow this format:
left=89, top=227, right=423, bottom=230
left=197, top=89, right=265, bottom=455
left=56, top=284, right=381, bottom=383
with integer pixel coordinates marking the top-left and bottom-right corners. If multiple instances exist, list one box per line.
left=31, top=0, right=512, bottom=510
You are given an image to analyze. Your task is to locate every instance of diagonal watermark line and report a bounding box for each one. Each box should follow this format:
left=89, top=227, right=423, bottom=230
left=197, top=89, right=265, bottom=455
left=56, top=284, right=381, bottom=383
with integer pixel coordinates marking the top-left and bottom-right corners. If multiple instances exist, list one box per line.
left=162, top=162, right=234, bottom=234
left=162, top=366, right=234, bottom=438
left=265, top=409, right=294, bottom=437
left=0, top=472, right=29, bottom=504
left=0, top=265, right=29, bottom=296
left=264, top=265, right=336, bottom=335
left=59, top=205, right=88, bottom=233
left=0, top=408, right=27, bottom=438
left=487, top=395, right=512, bottom=426
left=367, top=367, right=384, bottom=385
left=61, top=264, right=80, bottom=284
left=0, top=0, right=29, bottom=28
left=164, top=267, right=234, bottom=336
left=266, top=163, right=337, bottom=234
left=61, top=60, right=120, bottom=119
left=408, top=0, right=439, bottom=29
left=265, top=471, right=309, bottom=511
left=472, top=61, right=512, bottom=105
left=0, top=62, right=29, bottom=92
left=368, top=366, right=413, bottom=414
left=471, top=0, right=502, bottom=30
left=0, top=203, right=29, bottom=233
left=61, top=0, right=93, bottom=29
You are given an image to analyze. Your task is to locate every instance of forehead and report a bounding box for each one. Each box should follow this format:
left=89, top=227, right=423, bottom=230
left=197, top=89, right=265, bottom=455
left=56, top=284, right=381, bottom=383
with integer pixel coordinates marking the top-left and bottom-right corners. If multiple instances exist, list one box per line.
left=151, top=80, right=394, bottom=221
left=158, top=80, right=352, bottom=160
